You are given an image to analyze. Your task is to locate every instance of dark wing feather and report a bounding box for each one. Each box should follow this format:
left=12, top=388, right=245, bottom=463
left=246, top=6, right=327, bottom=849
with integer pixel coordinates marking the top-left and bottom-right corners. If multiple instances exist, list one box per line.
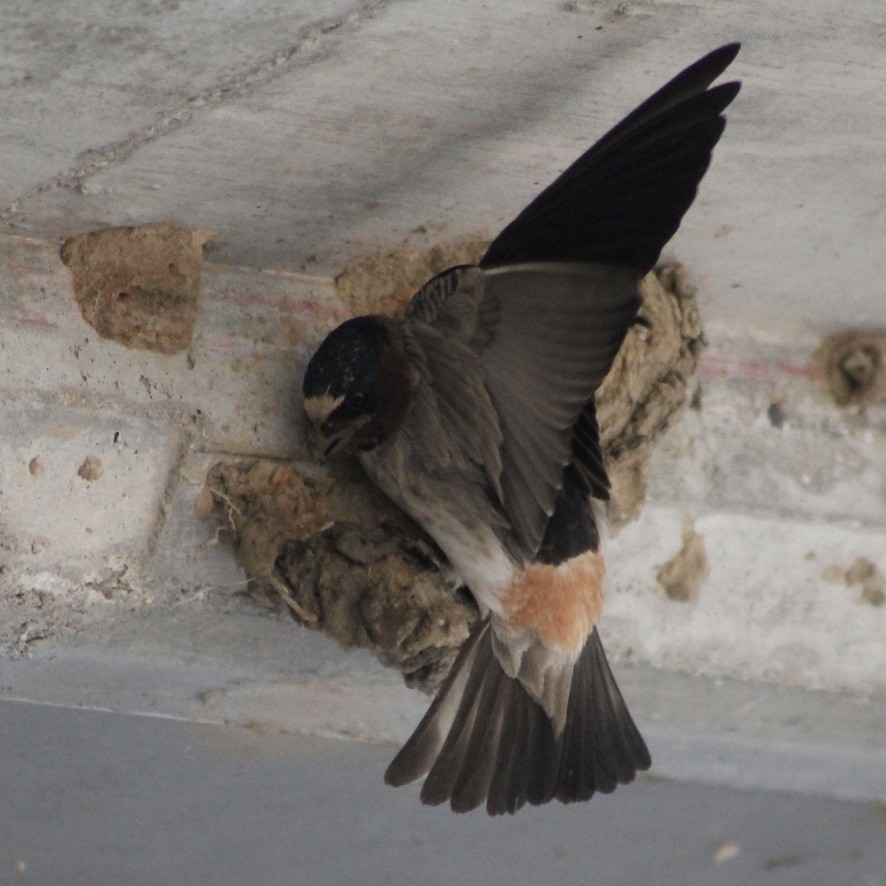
left=537, top=464, right=601, bottom=564
left=580, top=42, right=740, bottom=156
left=403, top=266, right=505, bottom=498
left=475, top=263, right=640, bottom=553
left=481, top=43, right=741, bottom=272
left=403, top=45, right=739, bottom=556
left=571, top=404, right=609, bottom=501
left=405, top=263, right=638, bottom=555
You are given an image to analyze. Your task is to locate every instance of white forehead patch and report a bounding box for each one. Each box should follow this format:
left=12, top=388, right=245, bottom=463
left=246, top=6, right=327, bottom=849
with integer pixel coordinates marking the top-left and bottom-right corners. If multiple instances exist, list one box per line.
left=303, top=393, right=345, bottom=424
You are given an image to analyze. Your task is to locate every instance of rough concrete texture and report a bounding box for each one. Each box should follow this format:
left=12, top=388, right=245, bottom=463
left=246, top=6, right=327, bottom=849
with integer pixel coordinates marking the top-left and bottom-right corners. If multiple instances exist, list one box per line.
left=61, top=222, right=211, bottom=354
left=0, top=233, right=336, bottom=456
left=4, top=0, right=885, bottom=333
left=0, top=393, right=184, bottom=654
left=600, top=320, right=886, bottom=696
left=0, top=0, right=360, bottom=201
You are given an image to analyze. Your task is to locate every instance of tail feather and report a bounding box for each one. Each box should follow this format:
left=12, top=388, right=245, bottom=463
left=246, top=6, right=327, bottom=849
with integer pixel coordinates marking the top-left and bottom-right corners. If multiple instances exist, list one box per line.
left=547, top=627, right=650, bottom=804
left=419, top=629, right=495, bottom=805
left=449, top=658, right=508, bottom=812
left=554, top=644, right=592, bottom=800
left=486, top=676, right=557, bottom=814
left=385, top=620, right=650, bottom=814
left=524, top=692, right=559, bottom=807
left=591, top=631, right=652, bottom=782
left=385, top=626, right=483, bottom=788
left=486, top=678, right=525, bottom=814
left=588, top=643, right=623, bottom=793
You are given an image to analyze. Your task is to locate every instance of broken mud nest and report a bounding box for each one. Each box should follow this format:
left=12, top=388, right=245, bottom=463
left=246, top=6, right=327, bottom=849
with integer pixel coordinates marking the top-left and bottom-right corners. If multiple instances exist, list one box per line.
left=199, top=255, right=704, bottom=692
left=61, top=221, right=211, bottom=354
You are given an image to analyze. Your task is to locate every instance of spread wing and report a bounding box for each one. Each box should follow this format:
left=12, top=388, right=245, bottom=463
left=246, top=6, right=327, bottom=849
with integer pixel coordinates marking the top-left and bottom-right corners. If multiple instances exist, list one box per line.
left=402, top=43, right=740, bottom=556
left=404, top=263, right=639, bottom=555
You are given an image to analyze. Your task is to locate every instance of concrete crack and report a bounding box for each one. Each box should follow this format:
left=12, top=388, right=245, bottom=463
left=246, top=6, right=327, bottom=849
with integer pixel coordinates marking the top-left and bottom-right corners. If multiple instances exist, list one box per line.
left=1, top=0, right=395, bottom=218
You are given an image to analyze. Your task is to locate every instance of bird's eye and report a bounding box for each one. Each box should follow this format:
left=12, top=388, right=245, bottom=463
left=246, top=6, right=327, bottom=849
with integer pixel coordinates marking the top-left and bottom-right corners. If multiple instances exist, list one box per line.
left=349, top=393, right=370, bottom=410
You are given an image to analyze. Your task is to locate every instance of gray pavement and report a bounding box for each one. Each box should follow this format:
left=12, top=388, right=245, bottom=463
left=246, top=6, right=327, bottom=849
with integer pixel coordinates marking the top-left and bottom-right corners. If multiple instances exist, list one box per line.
left=2, top=698, right=884, bottom=886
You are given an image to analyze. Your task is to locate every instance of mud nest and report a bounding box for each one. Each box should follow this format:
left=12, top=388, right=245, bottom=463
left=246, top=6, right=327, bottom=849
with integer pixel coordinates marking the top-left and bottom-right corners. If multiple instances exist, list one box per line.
left=199, top=253, right=704, bottom=692
left=198, top=459, right=475, bottom=690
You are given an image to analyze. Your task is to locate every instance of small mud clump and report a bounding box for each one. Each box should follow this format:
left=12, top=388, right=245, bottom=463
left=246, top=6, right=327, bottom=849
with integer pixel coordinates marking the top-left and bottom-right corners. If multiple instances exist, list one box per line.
left=822, top=556, right=886, bottom=607
left=76, top=455, right=103, bottom=482
left=818, top=330, right=886, bottom=408
left=656, top=516, right=709, bottom=602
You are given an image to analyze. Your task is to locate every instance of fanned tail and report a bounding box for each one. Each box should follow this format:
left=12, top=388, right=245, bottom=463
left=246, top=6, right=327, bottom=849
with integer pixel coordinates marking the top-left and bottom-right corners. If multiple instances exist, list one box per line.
left=385, top=620, right=650, bottom=815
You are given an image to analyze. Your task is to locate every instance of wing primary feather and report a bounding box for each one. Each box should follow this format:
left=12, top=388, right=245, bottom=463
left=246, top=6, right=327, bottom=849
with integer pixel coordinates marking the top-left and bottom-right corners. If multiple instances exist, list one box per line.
left=589, top=42, right=740, bottom=155
left=481, top=49, right=740, bottom=271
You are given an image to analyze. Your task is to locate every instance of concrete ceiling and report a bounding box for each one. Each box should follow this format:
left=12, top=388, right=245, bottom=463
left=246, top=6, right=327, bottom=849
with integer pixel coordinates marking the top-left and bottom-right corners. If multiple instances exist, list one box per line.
left=2, top=0, right=885, bottom=333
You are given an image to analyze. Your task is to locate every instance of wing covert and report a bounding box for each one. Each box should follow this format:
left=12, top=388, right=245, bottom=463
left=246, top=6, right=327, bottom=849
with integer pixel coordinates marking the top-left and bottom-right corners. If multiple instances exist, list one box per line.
left=405, top=263, right=639, bottom=556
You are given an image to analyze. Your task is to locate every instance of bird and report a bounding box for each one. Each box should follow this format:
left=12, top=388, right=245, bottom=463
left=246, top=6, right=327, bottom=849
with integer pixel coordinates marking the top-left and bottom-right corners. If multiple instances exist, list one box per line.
left=302, top=44, right=741, bottom=814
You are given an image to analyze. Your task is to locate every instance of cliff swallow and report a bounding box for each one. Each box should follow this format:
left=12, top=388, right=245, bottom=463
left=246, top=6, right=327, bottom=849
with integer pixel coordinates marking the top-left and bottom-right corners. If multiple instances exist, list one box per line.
left=303, top=44, right=740, bottom=814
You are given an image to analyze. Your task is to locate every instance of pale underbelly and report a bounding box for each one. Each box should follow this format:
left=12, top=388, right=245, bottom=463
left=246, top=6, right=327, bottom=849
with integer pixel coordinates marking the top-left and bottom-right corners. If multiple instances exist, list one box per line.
left=359, top=451, right=605, bottom=651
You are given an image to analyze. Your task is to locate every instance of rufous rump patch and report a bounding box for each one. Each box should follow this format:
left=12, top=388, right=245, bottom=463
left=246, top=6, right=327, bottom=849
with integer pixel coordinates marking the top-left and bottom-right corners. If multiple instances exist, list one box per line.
left=501, top=550, right=605, bottom=653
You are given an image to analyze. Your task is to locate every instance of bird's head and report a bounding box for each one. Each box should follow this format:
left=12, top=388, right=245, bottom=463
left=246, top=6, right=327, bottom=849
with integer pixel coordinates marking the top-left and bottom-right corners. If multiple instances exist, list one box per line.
left=302, top=315, right=412, bottom=457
